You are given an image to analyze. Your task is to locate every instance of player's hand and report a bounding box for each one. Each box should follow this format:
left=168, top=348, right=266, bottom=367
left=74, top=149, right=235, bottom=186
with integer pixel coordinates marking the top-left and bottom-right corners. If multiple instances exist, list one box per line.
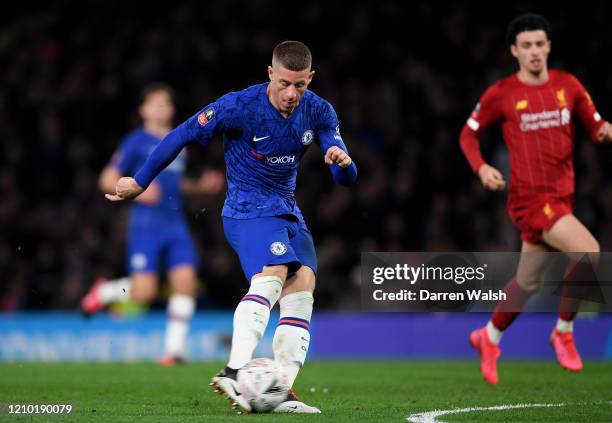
left=134, top=182, right=161, bottom=205
left=324, top=146, right=352, bottom=168
left=477, top=164, right=506, bottom=191
left=597, top=121, right=612, bottom=143
left=105, top=177, right=144, bottom=201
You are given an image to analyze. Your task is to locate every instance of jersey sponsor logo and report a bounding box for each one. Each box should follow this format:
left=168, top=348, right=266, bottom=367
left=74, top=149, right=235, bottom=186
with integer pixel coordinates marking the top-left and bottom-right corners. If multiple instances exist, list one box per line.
left=519, top=108, right=571, bottom=132
left=270, top=241, right=288, bottom=256
left=301, top=129, right=314, bottom=145
left=250, top=151, right=296, bottom=164
left=253, top=135, right=270, bottom=142
left=131, top=253, right=148, bottom=271
left=266, top=155, right=295, bottom=164
left=197, top=108, right=215, bottom=126
left=515, top=99, right=528, bottom=110
left=556, top=89, right=567, bottom=107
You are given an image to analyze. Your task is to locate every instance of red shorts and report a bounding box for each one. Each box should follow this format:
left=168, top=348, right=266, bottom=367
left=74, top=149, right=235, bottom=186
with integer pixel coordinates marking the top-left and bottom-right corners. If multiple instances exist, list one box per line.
left=508, top=194, right=574, bottom=244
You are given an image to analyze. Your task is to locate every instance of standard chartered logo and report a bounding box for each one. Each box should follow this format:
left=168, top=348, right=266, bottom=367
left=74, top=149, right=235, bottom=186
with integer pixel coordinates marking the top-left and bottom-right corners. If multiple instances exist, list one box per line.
left=519, top=108, right=571, bottom=132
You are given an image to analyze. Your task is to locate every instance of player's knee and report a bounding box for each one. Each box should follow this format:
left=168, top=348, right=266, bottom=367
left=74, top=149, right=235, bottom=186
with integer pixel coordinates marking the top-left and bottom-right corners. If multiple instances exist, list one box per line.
left=169, top=266, right=198, bottom=296
left=131, top=290, right=156, bottom=304
left=131, top=280, right=158, bottom=304
left=247, top=275, right=284, bottom=308
left=283, top=267, right=316, bottom=296
left=516, top=277, right=540, bottom=293
left=291, top=275, right=315, bottom=294
left=256, top=265, right=288, bottom=281
left=587, top=239, right=600, bottom=254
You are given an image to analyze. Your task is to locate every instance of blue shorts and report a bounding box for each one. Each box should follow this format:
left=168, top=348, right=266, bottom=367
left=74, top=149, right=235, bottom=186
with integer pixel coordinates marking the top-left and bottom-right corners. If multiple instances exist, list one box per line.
left=223, top=215, right=317, bottom=281
left=127, top=221, right=198, bottom=274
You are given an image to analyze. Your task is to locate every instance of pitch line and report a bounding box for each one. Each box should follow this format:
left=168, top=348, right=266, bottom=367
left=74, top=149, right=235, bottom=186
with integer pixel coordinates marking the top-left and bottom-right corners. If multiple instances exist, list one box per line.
left=406, top=401, right=611, bottom=423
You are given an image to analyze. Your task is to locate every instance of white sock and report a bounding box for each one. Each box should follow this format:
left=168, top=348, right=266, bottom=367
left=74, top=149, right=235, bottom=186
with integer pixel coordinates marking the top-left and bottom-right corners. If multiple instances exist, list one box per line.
left=273, top=291, right=314, bottom=388
left=98, top=277, right=131, bottom=304
left=164, top=294, right=196, bottom=358
left=486, top=321, right=503, bottom=345
left=556, top=318, right=574, bottom=333
left=227, top=276, right=283, bottom=370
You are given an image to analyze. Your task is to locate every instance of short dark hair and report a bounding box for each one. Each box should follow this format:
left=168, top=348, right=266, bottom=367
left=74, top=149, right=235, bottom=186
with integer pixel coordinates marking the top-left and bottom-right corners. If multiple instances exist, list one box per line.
left=272, top=41, right=312, bottom=71
left=141, top=82, right=175, bottom=104
left=506, top=13, right=551, bottom=45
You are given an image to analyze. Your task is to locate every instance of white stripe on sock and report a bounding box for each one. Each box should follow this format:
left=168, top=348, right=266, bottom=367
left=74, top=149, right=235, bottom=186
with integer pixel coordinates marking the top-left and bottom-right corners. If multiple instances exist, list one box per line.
left=556, top=318, right=573, bottom=333
left=486, top=321, right=503, bottom=344
left=164, top=294, right=195, bottom=357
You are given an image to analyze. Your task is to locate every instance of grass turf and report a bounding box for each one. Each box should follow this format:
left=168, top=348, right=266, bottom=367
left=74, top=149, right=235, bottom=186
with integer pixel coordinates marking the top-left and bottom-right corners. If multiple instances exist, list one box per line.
left=0, top=361, right=611, bottom=422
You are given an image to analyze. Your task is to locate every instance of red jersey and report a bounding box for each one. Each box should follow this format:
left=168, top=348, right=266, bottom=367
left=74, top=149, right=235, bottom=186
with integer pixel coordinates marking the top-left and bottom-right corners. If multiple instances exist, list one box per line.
left=460, top=69, right=604, bottom=204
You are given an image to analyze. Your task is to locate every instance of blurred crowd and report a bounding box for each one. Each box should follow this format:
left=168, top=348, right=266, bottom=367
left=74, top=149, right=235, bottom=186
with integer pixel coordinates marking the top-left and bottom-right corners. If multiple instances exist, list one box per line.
left=2, top=0, right=612, bottom=310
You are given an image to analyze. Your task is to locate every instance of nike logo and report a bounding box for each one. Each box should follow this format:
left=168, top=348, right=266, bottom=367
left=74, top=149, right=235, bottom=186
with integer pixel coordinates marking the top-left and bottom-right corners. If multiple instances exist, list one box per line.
left=253, top=135, right=270, bottom=142
left=229, top=382, right=241, bottom=396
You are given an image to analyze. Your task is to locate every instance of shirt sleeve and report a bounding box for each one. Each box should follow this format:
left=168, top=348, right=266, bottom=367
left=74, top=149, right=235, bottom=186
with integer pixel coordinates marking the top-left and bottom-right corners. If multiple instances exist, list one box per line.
left=316, top=101, right=345, bottom=152
left=316, top=101, right=357, bottom=186
left=109, top=135, right=140, bottom=175
left=459, top=83, right=503, bottom=173
left=179, top=93, right=238, bottom=147
left=134, top=95, right=237, bottom=189
left=568, top=75, right=605, bottom=142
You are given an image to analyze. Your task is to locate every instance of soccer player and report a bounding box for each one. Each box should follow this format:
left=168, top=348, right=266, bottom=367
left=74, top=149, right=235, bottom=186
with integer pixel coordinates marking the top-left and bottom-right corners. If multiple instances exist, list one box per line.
left=104, top=41, right=357, bottom=413
left=460, top=13, right=612, bottom=385
left=81, top=83, right=223, bottom=366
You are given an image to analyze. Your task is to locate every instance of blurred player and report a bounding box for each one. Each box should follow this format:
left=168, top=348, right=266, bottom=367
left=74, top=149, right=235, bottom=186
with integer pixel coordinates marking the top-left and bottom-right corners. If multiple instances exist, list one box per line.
left=460, top=13, right=612, bottom=385
left=104, top=41, right=357, bottom=413
left=81, top=83, right=224, bottom=366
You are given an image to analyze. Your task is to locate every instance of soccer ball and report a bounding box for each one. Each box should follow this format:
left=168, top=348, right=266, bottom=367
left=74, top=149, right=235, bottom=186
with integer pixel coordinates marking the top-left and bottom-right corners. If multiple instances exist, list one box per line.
left=237, top=358, right=290, bottom=413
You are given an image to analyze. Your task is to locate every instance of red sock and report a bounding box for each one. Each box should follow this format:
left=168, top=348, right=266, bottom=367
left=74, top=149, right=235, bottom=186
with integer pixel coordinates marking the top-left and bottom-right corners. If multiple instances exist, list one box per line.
left=491, top=278, right=533, bottom=331
left=558, top=257, right=595, bottom=322
left=559, top=311, right=576, bottom=322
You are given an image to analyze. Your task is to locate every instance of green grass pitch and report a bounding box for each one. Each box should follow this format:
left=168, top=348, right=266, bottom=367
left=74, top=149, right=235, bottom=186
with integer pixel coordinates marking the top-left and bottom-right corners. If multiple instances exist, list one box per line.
left=1, top=361, right=611, bottom=422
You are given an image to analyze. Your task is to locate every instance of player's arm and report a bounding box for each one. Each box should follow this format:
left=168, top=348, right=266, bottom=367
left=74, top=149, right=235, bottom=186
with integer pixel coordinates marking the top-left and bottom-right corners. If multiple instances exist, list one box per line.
left=101, top=140, right=161, bottom=204
left=106, top=126, right=198, bottom=201
left=459, top=84, right=506, bottom=191
left=99, top=165, right=122, bottom=194
left=317, top=103, right=357, bottom=186
left=320, top=135, right=357, bottom=186
left=107, top=102, right=228, bottom=202
left=598, top=121, right=612, bottom=142
left=569, top=76, right=612, bottom=143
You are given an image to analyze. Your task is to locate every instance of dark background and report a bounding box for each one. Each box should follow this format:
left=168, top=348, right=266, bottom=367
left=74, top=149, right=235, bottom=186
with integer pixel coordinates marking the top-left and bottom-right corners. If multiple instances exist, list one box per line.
left=2, top=0, right=612, bottom=310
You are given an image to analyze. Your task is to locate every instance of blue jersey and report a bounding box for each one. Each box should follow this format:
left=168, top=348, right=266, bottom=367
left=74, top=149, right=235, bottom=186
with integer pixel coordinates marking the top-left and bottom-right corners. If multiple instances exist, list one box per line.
left=134, top=83, right=357, bottom=220
left=111, top=128, right=187, bottom=226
